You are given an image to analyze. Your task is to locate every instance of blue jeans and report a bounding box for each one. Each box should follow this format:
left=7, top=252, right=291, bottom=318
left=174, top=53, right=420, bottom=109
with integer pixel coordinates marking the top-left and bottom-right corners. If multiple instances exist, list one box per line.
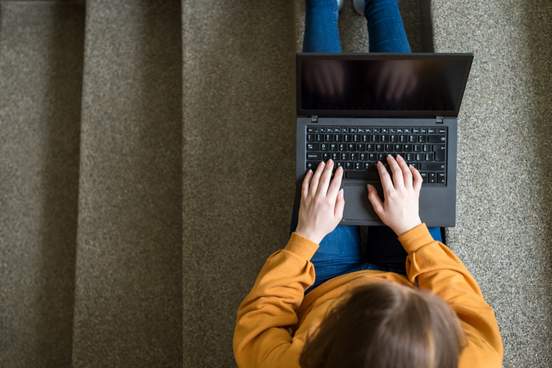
left=300, top=0, right=441, bottom=290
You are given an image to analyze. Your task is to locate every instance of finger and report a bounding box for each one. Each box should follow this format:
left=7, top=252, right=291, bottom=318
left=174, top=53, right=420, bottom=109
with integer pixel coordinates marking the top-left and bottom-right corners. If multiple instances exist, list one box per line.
left=367, top=184, right=385, bottom=218
left=326, top=165, right=344, bottom=201
left=376, top=161, right=394, bottom=196
left=309, top=161, right=326, bottom=197
left=411, top=164, right=423, bottom=192
left=386, top=155, right=404, bottom=190
left=301, top=169, right=313, bottom=199
left=394, top=74, right=408, bottom=101
left=316, top=159, right=334, bottom=197
left=376, top=65, right=390, bottom=99
left=386, top=72, right=399, bottom=101
left=396, top=154, right=413, bottom=189
left=334, top=189, right=345, bottom=220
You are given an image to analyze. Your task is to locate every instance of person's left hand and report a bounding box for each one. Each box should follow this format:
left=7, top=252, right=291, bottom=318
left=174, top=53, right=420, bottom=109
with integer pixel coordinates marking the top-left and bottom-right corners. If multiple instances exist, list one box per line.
left=295, top=160, right=345, bottom=244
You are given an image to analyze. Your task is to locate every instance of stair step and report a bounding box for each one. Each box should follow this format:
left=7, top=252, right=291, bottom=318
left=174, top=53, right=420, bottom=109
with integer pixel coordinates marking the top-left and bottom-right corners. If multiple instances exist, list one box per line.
left=72, top=1, right=182, bottom=366
left=0, top=2, right=85, bottom=366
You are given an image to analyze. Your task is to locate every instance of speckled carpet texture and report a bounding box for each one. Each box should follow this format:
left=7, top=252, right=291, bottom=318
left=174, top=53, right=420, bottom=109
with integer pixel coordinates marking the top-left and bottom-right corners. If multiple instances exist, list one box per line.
left=1, top=0, right=551, bottom=367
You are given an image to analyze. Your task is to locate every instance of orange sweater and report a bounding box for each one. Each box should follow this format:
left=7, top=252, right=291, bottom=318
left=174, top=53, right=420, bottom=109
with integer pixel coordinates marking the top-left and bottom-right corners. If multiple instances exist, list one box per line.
left=233, top=224, right=503, bottom=368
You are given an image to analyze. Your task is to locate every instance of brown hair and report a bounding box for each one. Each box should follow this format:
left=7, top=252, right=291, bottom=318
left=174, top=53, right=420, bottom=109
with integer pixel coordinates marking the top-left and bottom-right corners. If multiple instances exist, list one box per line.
left=300, top=282, right=465, bottom=368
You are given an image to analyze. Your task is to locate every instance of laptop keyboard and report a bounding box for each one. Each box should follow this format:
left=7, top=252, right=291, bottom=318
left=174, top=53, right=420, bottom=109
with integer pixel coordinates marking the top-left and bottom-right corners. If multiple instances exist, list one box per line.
left=306, top=126, right=447, bottom=185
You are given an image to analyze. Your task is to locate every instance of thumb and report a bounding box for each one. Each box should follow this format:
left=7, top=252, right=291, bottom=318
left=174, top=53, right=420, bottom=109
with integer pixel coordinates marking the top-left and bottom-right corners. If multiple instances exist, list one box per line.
left=367, top=184, right=385, bottom=218
left=334, top=189, right=345, bottom=220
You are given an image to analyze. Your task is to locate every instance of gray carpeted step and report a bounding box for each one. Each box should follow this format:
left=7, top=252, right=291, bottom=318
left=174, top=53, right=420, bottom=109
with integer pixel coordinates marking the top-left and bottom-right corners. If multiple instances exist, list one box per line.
left=71, top=1, right=182, bottom=366
left=181, top=1, right=296, bottom=366
left=0, top=2, right=85, bottom=366
left=431, top=1, right=552, bottom=367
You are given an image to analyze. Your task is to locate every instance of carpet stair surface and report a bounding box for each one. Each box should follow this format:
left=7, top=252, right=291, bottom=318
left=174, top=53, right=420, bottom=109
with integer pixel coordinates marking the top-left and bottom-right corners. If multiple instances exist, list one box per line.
left=0, top=0, right=551, bottom=367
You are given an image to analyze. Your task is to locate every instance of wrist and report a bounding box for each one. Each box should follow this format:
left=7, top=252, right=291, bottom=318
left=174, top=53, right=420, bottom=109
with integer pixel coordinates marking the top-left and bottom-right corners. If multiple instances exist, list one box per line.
left=393, top=218, right=422, bottom=236
left=294, top=227, right=323, bottom=244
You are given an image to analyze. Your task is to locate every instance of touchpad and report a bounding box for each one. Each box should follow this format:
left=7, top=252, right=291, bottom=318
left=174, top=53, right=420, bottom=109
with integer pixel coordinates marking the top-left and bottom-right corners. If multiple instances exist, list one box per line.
left=342, top=183, right=379, bottom=223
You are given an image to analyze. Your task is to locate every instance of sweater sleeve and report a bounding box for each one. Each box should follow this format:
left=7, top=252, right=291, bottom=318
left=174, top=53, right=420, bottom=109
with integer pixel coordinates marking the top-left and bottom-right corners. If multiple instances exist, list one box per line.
left=399, top=224, right=504, bottom=368
left=233, top=233, right=318, bottom=368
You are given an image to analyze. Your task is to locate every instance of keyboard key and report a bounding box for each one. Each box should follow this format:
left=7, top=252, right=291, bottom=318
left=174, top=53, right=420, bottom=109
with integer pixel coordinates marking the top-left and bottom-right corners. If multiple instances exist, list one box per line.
left=366, top=144, right=375, bottom=152
left=347, top=143, right=355, bottom=151
left=421, top=162, right=446, bottom=171
left=322, top=153, right=330, bottom=160
left=435, top=145, right=446, bottom=161
left=356, top=143, right=365, bottom=151
left=306, top=161, right=317, bottom=170
left=340, top=153, right=348, bottom=160
left=320, top=143, right=328, bottom=151
left=307, top=143, right=318, bottom=151
left=418, top=135, right=426, bottom=143
left=345, top=166, right=380, bottom=181
left=325, top=134, right=332, bottom=142
left=403, top=144, right=412, bottom=152
left=339, top=144, right=346, bottom=151
left=307, top=127, right=317, bottom=133
left=420, top=171, right=428, bottom=183
left=306, top=153, right=320, bottom=160
left=428, top=135, right=446, bottom=143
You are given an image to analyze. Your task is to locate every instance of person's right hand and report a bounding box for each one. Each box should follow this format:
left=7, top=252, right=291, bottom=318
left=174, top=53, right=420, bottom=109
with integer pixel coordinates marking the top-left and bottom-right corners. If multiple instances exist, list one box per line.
left=366, top=155, right=422, bottom=236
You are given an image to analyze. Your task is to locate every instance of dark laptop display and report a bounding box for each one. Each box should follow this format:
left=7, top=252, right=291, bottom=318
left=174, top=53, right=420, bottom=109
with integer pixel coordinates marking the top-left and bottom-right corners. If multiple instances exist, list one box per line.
left=295, top=53, right=473, bottom=226
left=298, top=54, right=472, bottom=118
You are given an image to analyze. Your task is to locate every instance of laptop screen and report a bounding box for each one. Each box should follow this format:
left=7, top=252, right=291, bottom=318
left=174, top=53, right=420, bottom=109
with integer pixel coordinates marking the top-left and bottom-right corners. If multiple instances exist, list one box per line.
left=297, top=53, right=473, bottom=118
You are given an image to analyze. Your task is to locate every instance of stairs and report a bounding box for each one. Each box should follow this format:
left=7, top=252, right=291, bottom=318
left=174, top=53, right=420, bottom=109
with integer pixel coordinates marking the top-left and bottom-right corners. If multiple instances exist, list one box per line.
left=0, top=1, right=471, bottom=367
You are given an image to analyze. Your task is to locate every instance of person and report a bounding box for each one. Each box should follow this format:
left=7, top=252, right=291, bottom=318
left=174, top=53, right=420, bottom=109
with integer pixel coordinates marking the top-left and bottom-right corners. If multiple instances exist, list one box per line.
left=233, top=1, right=503, bottom=367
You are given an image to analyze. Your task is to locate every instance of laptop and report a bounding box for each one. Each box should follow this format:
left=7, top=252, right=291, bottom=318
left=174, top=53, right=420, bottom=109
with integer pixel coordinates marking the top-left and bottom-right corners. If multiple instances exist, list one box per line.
left=295, top=53, right=473, bottom=226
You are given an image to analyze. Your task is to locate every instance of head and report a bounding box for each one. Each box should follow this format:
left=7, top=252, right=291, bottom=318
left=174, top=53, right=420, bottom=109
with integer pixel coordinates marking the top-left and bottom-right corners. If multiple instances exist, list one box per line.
left=300, top=282, right=465, bottom=368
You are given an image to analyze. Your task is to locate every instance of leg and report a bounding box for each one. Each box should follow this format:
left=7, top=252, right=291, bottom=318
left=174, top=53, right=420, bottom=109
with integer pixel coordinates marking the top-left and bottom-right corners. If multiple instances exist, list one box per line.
left=365, top=0, right=411, bottom=53
left=303, top=0, right=342, bottom=52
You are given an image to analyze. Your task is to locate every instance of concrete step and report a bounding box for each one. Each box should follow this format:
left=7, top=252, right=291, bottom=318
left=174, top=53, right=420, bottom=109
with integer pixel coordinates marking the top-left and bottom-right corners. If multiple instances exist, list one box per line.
left=0, top=2, right=85, bottom=366
left=71, top=1, right=182, bottom=366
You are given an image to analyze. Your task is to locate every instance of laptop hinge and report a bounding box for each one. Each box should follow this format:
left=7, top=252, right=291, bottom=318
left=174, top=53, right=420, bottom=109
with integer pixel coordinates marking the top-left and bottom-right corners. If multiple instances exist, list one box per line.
left=435, top=116, right=445, bottom=124
left=311, top=115, right=319, bottom=123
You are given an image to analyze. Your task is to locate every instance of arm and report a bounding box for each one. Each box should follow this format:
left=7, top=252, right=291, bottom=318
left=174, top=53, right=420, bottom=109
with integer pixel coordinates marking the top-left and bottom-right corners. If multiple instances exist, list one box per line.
left=367, top=155, right=503, bottom=367
left=233, top=233, right=317, bottom=368
left=233, top=160, right=345, bottom=367
left=399, top=224, right=503, bottom=367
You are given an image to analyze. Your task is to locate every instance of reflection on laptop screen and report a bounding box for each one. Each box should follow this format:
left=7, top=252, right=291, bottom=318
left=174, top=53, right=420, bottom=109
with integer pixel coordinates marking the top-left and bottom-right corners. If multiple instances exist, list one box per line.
left=299, top=55, right=472, bottom=116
